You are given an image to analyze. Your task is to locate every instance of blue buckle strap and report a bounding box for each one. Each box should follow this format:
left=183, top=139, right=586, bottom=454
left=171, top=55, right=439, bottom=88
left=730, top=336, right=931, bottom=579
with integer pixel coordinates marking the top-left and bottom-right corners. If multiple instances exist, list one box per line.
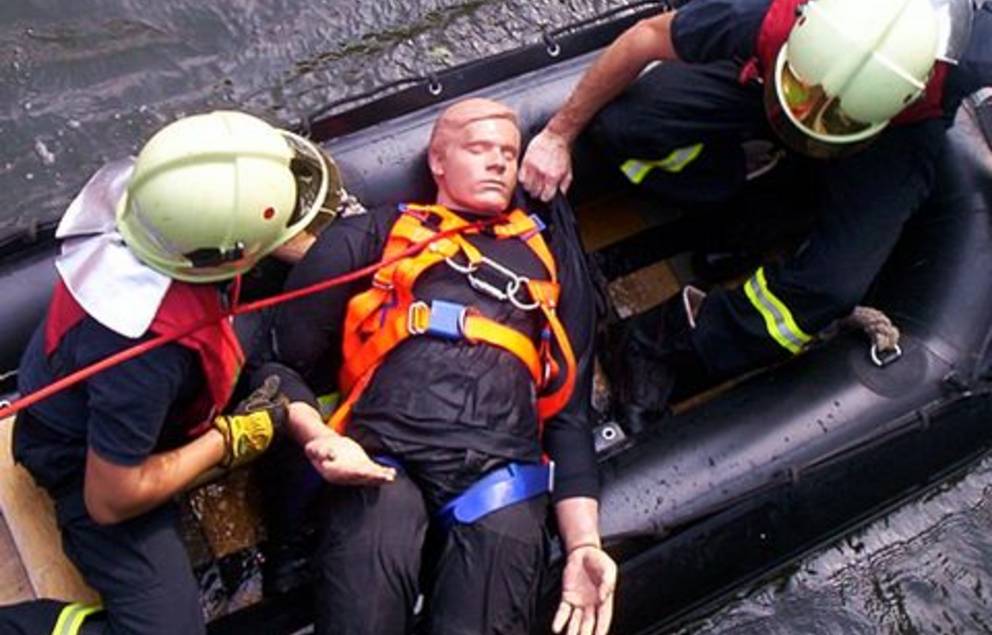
left=438, top=462, right=554, bottom=529
left=408, top=300, right=467, bottom=340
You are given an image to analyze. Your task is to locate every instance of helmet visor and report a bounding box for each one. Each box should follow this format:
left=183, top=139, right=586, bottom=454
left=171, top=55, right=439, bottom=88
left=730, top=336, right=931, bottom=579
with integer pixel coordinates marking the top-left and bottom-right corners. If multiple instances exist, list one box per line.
left=281, top=132, right=342, bottom=232
left=779, top=63, right=873, bottom=139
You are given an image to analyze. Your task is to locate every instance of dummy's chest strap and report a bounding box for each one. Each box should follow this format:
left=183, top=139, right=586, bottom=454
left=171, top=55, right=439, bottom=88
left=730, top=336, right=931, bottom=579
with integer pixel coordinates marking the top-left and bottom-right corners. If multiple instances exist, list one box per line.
left=328, top=203, right=576, bottom=435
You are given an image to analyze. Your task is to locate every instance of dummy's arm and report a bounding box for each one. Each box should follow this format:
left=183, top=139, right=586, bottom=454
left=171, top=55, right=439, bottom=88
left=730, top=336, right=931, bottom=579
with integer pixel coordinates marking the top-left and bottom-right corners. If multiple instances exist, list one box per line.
left=286, top=401, right=396, bottom=486
left=552, top=497, right=618, bottom=635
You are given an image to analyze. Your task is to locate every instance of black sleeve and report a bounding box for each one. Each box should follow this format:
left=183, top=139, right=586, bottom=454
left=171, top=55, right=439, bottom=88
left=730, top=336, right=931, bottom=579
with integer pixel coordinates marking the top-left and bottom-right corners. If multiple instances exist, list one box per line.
left=271, top=207, right=393, bottom=402
left=82, top=322, right=196, bottom=466
left=526, top=192, right=601, bottom=502
left=670, top=0, right=769, bottom=63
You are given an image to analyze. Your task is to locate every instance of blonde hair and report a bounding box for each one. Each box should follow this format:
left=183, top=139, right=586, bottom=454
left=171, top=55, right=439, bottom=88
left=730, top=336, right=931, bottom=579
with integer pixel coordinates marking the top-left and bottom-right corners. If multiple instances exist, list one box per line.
left=428, top=98, right=519, bottom=158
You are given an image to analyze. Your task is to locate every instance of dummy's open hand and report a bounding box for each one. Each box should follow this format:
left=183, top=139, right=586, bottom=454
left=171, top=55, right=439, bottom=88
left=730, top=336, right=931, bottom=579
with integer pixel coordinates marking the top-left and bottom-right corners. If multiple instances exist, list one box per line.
left=552, top=545, right=618, bottom=635
left=520, top=128, right=573, bottom=202
left=304, top=434, right=396, bottom=486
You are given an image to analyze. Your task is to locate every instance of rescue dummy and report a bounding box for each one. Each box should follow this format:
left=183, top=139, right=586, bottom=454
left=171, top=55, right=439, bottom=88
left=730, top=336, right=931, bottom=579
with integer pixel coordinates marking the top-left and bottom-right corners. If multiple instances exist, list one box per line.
left=0, top=110, right=339, bottom=635
left=267, top=98, right=618, bottom=635
left=520, top=0, right=992, bottom=431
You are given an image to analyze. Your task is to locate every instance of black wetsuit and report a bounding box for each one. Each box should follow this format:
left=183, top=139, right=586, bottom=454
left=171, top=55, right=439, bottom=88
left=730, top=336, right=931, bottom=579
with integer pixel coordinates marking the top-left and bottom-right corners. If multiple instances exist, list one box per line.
left=590, top=0, right=992, bottom=378
left=269, top=192, right=598, bottom=635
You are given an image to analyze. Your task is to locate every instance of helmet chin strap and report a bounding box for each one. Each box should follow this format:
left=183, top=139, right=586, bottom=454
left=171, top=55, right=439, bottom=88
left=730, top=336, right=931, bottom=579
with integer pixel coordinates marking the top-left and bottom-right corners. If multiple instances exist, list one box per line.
left=184, top=242, right=246, bottom=269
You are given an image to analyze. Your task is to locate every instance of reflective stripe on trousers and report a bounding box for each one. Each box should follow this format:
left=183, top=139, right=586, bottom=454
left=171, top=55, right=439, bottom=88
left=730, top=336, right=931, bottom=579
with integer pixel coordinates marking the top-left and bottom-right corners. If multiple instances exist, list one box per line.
left=51, top=603, right=101, bottom=635
left=743, top=266, right=812, bottom=354
left=620, top=143, right=705, bottom=184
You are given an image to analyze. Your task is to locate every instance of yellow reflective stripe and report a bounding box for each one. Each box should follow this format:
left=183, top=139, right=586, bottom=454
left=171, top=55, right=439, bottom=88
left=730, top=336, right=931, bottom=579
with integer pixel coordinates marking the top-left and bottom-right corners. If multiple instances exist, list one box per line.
left=620, top=159, right=653, bottom=184
left=744, top=267, right=811, bottom=355
left=661, top=143, right=704, bottom=173
left=619, top=144, right=705, bottom=184
left=52, top=603, right=102, bottom=635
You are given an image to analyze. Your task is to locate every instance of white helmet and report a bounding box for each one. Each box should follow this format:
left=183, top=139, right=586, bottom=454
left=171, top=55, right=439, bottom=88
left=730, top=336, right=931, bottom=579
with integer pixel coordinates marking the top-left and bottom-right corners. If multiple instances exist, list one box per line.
left=766, top=0, right=940, bottom=158
left=116, top=110, right=341, bottom=282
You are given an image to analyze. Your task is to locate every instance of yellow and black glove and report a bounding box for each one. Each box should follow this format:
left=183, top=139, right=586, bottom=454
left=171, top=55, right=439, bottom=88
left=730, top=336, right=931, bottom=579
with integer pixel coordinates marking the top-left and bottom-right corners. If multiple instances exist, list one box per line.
left=213, top=375, right=288, bottom=469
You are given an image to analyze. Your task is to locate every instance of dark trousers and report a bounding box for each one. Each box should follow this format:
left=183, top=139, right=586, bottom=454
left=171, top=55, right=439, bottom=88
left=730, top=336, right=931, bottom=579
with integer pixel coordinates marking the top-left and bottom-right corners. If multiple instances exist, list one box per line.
left=590, top=60, right=945, bottom=377
left=313, top=451, right=548, bottom=635
left=0, top=500, right=203, bottom=635
left=2, top=419, right=204, bottom=635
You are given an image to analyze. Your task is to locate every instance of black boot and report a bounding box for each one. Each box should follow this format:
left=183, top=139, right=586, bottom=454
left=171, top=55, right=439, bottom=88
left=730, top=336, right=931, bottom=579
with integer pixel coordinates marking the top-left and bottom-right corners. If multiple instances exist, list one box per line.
left=608, top=287, right=709, bottom=435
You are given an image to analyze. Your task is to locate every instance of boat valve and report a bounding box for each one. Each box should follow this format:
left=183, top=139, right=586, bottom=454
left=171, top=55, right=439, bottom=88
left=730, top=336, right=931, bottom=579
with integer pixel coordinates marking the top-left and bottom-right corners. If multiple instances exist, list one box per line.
left=593, top=421, right=627, bottom=455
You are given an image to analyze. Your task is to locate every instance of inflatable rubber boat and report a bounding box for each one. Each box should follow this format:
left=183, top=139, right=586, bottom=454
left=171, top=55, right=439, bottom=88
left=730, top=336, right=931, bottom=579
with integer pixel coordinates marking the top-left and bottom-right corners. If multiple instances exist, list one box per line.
left=3, top=2, right=992, bottom=632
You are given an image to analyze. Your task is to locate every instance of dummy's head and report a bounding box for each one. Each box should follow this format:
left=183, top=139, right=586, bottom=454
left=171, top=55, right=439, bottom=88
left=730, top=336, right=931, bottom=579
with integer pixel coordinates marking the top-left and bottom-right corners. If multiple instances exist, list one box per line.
left=428, top=98, right=521, bottom=215
left=116, top=110, right=342, bottom=283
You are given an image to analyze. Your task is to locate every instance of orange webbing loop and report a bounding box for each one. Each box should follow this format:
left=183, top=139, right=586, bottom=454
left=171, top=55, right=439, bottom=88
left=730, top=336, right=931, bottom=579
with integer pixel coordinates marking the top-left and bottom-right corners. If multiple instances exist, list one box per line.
left=504, top=210, right=557, bottom=283
left=461, top=314, right=543, bottom=383
left=528, top=279, right=577, bottom=422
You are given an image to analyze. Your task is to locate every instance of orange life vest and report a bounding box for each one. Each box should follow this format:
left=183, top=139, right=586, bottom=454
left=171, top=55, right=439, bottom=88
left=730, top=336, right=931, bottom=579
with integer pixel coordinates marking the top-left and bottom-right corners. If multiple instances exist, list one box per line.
left=327, top=202, right=577, bottom=435
left=738, top=0, right=948, bottom=125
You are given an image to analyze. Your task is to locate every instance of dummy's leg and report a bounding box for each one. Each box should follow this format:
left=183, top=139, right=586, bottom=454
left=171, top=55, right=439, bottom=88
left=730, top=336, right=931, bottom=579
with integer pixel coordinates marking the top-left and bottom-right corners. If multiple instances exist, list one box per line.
left=55, top=498, right=204, bottom=635
left=313, top=473, right=428, bottom=635
left=691, top=121, right=946, bottom=378
left=426, top=496, right=548, bottom=635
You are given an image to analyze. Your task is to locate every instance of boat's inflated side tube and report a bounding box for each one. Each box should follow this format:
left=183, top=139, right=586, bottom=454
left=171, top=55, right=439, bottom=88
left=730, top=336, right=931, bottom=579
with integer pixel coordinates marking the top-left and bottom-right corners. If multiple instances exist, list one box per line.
left=0, top=248, right=56, bottom=384
left=586, top=104, right=992, bottom=633
left=0, top=52, right=601, bottom=388
left=324, top=52, right=601, bottom=209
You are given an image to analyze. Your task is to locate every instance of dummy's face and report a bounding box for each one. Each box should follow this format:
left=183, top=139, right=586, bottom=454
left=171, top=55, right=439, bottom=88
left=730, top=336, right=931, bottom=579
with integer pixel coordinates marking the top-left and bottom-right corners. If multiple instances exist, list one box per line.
left=433, top=117, right=521, bottom=214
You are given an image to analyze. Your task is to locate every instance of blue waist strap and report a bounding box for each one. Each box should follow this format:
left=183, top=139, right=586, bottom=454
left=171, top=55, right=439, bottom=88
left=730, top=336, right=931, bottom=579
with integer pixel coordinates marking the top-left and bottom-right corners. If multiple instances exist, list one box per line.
left=438, top=461, right=554, bottom=529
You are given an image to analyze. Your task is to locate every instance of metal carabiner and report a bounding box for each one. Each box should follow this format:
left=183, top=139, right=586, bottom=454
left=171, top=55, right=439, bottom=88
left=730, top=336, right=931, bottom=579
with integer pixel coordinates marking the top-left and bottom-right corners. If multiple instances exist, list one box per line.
left=466, top=255, right=520, bottom=303
left=445, top=255, right=479, bottom=275
left=508, top=277, right=540, bottom=312
left=468, top=271, right=511, bottom=301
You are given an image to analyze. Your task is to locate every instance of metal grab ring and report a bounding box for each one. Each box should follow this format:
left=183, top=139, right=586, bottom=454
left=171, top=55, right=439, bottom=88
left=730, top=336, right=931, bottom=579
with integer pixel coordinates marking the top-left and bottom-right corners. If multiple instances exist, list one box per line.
left=870, top=343, right=903, bottom=368
left=445, top=255, right=479, bottom=275
left=427, top=77, right=443, bottom=97
left=508, top=276, right=541, bottom=311
left=542, top=31, right=561, bottom=58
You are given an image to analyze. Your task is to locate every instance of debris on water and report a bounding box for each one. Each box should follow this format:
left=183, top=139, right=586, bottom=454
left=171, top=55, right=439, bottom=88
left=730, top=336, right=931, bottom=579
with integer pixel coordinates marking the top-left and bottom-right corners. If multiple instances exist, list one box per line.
left=67, top=119, right=81, bottom=129
left=34, top=139, right=55, bottom=166
left=25, top=173, right=34, bottom=181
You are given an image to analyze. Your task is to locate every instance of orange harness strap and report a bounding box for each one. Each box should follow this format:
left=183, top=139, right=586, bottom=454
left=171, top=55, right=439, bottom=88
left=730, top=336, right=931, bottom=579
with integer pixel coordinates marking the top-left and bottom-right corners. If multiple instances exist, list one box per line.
left=329, top=202, right=576, bottom=435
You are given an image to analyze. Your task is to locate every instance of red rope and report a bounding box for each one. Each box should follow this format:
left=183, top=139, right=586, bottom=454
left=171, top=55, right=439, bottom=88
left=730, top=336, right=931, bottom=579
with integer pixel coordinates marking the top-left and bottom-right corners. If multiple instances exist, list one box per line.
left=0, top=218, right=496, bottom=420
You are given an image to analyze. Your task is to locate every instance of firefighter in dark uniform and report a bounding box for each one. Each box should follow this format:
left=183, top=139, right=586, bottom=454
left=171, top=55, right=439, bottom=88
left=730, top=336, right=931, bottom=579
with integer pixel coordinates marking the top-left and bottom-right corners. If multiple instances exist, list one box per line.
left=520, top=0, right=992, bottom=431
left=0, top=110, right=335, bottom=635
left=266, top=98, right=617, bottom=635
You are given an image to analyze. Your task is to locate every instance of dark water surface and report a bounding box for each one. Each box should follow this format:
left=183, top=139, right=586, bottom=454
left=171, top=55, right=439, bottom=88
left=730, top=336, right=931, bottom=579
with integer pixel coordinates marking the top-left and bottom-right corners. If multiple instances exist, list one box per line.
left=676, top=453, right=992, bottom=634
left=4, top=2, right=992, bottom=633
left=0, top=0, right=616, bottom=239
